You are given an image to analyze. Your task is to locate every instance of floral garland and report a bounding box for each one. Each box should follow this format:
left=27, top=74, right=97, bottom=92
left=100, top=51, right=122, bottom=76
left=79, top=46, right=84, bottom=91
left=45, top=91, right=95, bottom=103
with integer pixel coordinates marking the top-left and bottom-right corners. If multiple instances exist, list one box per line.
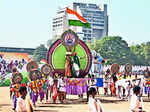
left=30, top=80, right=38, bottom=93
left=11, top=83, right=26, bottom=98
left=66, top=78, right=87, bottom=86
left=146, top=78, right=150, bottom=85
left=66, top=78, right=83, bottom=84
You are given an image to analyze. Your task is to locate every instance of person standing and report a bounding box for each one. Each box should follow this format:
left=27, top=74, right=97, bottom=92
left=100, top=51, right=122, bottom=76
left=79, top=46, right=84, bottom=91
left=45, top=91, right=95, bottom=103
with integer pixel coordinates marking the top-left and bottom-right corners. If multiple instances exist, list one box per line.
left=87, top=75, right=97, bottom=101
left=130, top=86, right=145, bottom=112
left=46, top=76, right=54, bottom=102
left=72, top=52, right=80, bottom=78
left=88, top=87, right=104, bottom=112
left=65, top=52, right=72, bottom=77
left=104, top=72, right=109, bottom=95
left=57, top=76, right=66, bottom=103
left=52, top=75, right=58, bottom=104
left=16, top=86, right=33, bottom=112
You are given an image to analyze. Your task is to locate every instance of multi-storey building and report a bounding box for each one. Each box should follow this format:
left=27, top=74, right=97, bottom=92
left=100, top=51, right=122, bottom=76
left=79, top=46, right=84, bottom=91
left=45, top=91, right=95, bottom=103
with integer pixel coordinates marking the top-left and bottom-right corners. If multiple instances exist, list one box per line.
left=52, top=2, right=108, bottom=42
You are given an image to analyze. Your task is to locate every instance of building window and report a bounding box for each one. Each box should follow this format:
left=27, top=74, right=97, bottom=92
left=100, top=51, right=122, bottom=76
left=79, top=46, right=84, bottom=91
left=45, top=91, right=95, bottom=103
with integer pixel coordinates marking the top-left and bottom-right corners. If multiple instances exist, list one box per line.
left=92, top=24, right=104, bottom=27
left=87, top=34, right=91, bottom=37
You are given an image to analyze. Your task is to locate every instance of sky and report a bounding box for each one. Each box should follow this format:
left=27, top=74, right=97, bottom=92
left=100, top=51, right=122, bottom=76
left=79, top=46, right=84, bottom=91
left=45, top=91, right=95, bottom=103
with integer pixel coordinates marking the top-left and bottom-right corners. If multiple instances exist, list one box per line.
left=0, top=0, right=150, bottom=48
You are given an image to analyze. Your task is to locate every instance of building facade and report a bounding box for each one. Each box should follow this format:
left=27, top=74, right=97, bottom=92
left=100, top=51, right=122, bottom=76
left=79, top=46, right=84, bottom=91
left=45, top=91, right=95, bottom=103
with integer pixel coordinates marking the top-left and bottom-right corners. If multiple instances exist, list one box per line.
left=52, top=2, right=108, bottom=42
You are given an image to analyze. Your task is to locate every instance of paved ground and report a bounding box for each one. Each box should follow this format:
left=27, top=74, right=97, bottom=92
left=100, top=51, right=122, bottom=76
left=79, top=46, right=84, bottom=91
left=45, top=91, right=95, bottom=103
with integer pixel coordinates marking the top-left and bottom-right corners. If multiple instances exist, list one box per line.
left=0, top=87, right=150, bottom=112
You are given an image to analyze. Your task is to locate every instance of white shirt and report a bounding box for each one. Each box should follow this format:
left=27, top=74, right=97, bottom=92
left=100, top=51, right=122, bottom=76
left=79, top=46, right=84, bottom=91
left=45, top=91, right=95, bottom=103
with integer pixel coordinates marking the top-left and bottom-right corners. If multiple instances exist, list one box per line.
left=88, top=97, right=104, bottom=112
left=16, top=97, right=27, bottom=112
left=89, top=79, right=97, bottom=89
left=57, top=78, right=66, bottom=92
left=130, top=94, right=144, bottom=112
left=48, top=77, right=54, bottom=86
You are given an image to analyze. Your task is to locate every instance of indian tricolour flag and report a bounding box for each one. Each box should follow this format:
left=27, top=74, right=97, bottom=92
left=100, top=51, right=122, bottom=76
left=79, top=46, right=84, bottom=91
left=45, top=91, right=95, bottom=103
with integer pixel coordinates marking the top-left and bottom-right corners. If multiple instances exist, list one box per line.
left=40, top=58, right=47, bottom=64
left=66, top=7, right=91, bottom=28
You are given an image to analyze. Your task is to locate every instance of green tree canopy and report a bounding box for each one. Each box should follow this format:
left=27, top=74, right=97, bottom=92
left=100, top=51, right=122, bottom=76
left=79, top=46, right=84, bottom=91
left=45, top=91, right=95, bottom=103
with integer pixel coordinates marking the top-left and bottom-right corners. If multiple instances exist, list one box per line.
left=33, top=44, right=48, bottom=62
left=130, top=43, right=146, bottom=65
left=90, top=36, right=136, bottom=65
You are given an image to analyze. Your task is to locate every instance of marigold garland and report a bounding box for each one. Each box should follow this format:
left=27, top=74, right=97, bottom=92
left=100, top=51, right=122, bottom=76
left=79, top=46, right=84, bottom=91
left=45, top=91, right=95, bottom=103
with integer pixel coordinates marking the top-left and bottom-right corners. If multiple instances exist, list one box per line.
left=66, top=78, right=87, bottom=86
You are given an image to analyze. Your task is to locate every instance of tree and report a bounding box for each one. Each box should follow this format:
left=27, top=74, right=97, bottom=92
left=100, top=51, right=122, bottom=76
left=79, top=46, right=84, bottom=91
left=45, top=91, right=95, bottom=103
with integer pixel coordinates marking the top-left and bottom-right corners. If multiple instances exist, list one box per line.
left=130, top=43, right=146, bottom=65
left=86, top=41, right=94, bottom=50
left=33, top=44, right=48, bottom=62
left=47, top=39, right=55, bottom=48
left=94, top=36, right=136, bottom=65
left=145, top=42, right=150, bottom=65
left=47, top=36, right=61, bottom=48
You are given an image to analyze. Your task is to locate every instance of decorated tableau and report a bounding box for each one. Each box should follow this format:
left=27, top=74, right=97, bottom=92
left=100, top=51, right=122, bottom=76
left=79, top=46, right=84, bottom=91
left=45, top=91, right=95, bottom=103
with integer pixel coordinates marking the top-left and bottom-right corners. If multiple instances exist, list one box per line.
left=47, top=29, right=92, bottom=78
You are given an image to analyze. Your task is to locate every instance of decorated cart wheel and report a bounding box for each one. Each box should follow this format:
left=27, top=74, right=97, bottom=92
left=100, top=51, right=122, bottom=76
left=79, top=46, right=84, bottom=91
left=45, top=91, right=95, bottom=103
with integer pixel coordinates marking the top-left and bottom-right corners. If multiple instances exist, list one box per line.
left=12, top=73, right=23, bottom=84
left=41, top=64, right=52, bottom=77
left=29, top=70, right=42, bottom=81
left=26, top=61, right=38, bottom=72
left=111, top=63, right=120, bottom=74
left=47, top=30, right=92, bottom=77
left=125, top=63, right=132, bottom=73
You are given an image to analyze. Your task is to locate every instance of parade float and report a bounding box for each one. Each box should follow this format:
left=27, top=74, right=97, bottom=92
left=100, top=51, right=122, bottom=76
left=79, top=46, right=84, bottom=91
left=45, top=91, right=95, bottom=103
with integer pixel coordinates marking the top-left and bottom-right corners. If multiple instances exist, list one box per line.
left=47, top=29, right=92, bottom=77
left=47, top=29, right=92, bottom=95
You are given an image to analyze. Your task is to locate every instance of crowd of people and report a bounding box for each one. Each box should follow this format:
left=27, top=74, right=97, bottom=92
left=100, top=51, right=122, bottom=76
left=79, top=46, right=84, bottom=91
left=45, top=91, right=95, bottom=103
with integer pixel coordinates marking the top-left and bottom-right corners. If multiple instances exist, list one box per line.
left=0, top=54, right=149, bottom=112
left=9, top=66, right=150, bottom=112
left=0, top=55, right=27, bottom=83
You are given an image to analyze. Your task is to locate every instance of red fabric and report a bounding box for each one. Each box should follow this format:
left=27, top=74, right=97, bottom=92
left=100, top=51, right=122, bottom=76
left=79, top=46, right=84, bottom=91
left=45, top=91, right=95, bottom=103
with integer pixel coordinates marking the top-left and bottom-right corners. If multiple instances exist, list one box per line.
left=65, top=56, right=72, bottom=77
left=94, top=101, right=98, bottom=112
left=52, top=85, right=58, bottom=101
left=111, top=83, right=116, bottom=96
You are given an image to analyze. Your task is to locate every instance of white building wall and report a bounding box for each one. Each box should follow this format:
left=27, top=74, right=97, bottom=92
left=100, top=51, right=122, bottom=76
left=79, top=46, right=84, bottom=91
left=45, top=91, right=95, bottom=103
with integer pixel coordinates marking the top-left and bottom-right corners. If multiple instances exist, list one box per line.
left=52, top=2, right=108, bottom=42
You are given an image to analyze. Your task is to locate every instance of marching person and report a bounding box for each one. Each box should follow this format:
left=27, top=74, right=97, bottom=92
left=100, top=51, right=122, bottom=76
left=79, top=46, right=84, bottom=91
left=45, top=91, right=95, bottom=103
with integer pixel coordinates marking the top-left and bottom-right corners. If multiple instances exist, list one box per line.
left=16, top=86, right=33, bottom=112
left=130, top=86, right=145, bottom=112
left=111, top=71, right=118, bottom=96
left=46, top=76, right=54, bottom=102
left=87, top=75, right=97, bottom=101
left=52, top=74, right=58, bottom=104
left=104, top=69, right=110, bottom=95
left=93, top=56, right=99, bottom=78
left=57, top=75, right=66, bottom=104
left=88, top=87, right=104, bottom=112
left=28, top=71, right=39, bottom=107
